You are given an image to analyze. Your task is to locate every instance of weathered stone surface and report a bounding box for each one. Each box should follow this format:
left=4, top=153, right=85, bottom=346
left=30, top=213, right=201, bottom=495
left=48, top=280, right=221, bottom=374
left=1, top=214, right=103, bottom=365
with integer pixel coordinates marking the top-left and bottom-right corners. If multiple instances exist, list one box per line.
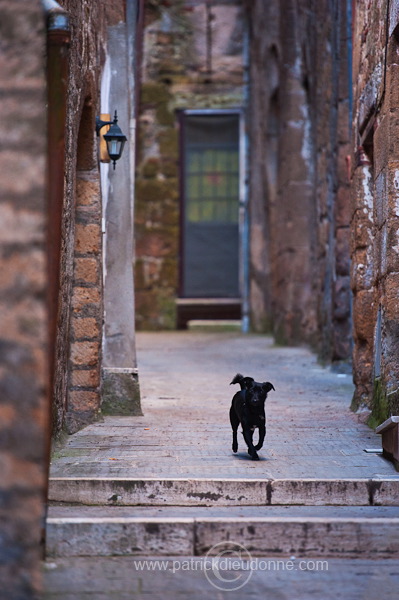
left=333, top=277, right=351, bottom=321
left=68, top=391, right=99, bottom=413
left=42, top=555, right=399, bottom=598
left=74, top=258, right=99, bottom=284
left=48, top=477, right=399, bottom=507
left=247, top=0, right=351, bottom=360
left=72, top=317, right=100, bottom=340
left=335, top=228, right=350, bottom=276
left=46, top=518, right=194, bottom=557
left=49, top=478, right=267, bottom=506
left=72, top=287, right=101, bottom=313
left=76, top=177, right=101, bottom=208
left=351, top=1, right=399, bottom=413
left=196, top=517, right=399, bottom=558
left=71, top=369, right=100, bottom=388
left=46, top=514, right=399, bottom=558
left=352, top=289, right=377, bottom=342
left=70, top=341, right=100, bottom=367
left=75, top=224, right=101, bottom=255
left=101, top=368, right=142, bottom=416
left=335, top=185, right=352, bottom=227
left=0, top=1, right=48, bottom=595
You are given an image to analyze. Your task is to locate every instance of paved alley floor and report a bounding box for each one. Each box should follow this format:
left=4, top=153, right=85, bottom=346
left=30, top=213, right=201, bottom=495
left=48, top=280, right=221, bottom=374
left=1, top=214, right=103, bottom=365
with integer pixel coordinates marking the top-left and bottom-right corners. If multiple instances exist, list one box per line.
left=49, top=331, right=398, bottom=480
left=43, top=555, right=399, bottom=599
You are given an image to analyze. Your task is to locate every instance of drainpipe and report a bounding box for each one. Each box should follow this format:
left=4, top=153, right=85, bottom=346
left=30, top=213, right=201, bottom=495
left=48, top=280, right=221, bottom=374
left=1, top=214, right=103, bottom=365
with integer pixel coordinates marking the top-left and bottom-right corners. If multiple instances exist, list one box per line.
left=43, top=0, right=70, bottom=425
left=41, top=0, right=70, bottom=550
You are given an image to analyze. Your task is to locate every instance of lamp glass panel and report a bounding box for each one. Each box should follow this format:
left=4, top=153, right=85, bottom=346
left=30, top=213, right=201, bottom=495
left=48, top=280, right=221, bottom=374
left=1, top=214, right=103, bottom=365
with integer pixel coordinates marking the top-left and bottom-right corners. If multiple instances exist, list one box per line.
left=107, top=139, right=120, bottom=157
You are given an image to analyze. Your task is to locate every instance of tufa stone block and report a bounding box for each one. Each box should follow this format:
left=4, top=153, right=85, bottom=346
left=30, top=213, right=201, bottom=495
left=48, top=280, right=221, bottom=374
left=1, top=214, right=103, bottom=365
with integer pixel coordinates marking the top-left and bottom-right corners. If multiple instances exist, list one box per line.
left=71, top=317, right=100, bottom=340
left=71, top=368, right=100, bottom=388
left=75, top=224, right=101, bottom=255
left=74, top=257, right=99, bottom=284
left=70, top=341, right=100, bottom=367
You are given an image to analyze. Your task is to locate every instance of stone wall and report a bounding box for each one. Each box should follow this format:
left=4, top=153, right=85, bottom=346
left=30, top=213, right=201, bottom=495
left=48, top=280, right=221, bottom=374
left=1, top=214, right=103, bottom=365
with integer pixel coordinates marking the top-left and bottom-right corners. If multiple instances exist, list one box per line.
left=50, top=0, right=107, bottom=435
left=51, top=0, right=142, bottom=433
left=247, top=0, right=351, bottom=361
left=351, top=0, right=399, bottom=421
left=0, top=1, right=48, bottom=596
left=135, top=0, right=245, bottom=330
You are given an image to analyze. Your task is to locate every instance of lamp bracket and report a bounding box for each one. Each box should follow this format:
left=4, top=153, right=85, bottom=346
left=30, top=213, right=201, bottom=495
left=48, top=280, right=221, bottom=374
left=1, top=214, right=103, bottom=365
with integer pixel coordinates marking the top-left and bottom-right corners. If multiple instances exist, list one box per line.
left=96, top=110, right=118, bottom=136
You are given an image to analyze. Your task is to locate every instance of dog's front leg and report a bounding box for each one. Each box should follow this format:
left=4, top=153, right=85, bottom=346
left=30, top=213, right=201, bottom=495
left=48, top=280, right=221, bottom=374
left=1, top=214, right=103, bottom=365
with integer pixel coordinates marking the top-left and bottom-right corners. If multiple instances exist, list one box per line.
left=230, top=405, right=239, bottom=453
left=243, top=428, right=259, bottom=460
left=254, top=423, right=265, bottom=451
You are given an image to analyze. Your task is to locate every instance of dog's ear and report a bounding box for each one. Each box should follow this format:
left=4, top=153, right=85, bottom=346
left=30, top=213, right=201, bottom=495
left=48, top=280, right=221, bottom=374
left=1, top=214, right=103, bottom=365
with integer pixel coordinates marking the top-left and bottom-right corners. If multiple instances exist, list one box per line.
left=230, top=373, right=244, bottom=385
left=230, top=374, right=254, bottom=390
left=262, top=382, right=275, bottom=393
left=242, top=377, right=254, bottom=390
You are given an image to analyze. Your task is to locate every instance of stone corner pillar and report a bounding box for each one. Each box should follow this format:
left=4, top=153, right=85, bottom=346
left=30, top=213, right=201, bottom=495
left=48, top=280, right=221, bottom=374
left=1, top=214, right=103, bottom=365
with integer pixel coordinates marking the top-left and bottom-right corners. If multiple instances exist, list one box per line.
left=100, top=15, right=142, bottom=417
left=101, top=367, right=142, bottom=416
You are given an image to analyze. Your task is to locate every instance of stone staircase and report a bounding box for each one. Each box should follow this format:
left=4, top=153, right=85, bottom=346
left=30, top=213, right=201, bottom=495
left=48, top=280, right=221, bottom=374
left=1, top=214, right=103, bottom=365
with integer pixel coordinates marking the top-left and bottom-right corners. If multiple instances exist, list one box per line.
left=46, top=476, right=399, bottom=559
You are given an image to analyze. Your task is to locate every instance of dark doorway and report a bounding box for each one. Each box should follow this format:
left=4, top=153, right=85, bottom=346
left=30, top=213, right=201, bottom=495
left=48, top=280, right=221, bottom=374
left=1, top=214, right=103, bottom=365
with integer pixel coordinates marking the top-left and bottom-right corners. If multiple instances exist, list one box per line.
left=178, top=111, right=241, bottom=326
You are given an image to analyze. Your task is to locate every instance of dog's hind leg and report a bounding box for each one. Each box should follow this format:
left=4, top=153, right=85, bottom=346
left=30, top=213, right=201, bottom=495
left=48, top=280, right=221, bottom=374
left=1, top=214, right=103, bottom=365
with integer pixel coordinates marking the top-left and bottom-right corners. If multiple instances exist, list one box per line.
left=229, top=406, right=239, bottom=453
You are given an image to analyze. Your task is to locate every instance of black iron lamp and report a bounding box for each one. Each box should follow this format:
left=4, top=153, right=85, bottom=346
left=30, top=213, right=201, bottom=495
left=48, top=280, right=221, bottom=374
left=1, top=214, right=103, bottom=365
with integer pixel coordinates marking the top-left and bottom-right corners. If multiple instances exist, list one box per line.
left=96, top=110, right=127, bottom=169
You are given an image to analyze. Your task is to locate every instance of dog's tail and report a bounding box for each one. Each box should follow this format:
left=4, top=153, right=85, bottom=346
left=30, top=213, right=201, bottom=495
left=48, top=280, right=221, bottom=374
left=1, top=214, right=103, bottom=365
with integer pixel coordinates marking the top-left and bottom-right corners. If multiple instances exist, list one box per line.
left=230, top=373, right=244, bottom=386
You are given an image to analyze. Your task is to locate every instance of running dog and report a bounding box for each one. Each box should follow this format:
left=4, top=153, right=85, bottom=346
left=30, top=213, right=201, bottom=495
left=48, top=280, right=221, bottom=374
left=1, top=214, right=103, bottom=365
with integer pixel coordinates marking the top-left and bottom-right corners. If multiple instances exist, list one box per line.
left=229, top=373, right=275, bottom=460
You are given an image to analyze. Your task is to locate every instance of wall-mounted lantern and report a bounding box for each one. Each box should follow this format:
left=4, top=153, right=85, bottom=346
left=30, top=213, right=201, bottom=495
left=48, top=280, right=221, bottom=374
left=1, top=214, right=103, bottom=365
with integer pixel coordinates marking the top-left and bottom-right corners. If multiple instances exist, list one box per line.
left=96, top=110, right=127, bottom=169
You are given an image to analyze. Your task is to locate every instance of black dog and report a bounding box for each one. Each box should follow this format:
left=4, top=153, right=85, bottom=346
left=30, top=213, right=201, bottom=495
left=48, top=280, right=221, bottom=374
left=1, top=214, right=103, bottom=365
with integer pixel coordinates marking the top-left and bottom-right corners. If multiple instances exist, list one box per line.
left=229, top=373, right=275, bottom=460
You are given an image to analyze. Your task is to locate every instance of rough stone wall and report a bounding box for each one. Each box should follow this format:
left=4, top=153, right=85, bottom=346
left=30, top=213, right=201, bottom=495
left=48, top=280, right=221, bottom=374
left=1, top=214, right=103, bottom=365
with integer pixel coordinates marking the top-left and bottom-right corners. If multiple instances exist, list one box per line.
left=135, top=0, right=245, bottom=330
left=0, top=1, right=48, bottom=596
left=248, top=0, right=351, bottom=360
left=351, top=0, right=399, bottom=422
left=51, top=0, right=107, bottom=435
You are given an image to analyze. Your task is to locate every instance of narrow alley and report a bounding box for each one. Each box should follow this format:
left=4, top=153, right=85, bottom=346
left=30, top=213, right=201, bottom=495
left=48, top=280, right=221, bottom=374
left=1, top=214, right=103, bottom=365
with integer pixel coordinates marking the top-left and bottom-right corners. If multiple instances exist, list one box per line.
left=4, top=2, right=399, bottom=598
left=44, top=331, right=399, bottom=598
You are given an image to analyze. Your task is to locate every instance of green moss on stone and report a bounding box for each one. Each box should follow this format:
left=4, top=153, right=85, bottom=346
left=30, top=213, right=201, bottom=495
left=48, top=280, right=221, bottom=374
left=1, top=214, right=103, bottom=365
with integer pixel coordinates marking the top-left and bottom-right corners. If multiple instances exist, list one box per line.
left=156, top=103, right=175, bottom=126
left=136, top=179, right=172, bottom=204
left=158, top=59, right=185, bottom=76
left=159, top=129, right=178, bottom=158
left=101, top=371, right=142, bottom=416
left=161, top=202, right=179, bottom=227
left=141, top=82, right=170, bottom=106
left=142, top=158, right=160, bottom=178
left=160, top=259, right=178, bottom=287
left=367, top=378, right=390, bottom=429
left=161, top=159, right=178, bottom=178
left=135, top=289, right=176, bottom=331
left=158, top=292, right=177, bottom=329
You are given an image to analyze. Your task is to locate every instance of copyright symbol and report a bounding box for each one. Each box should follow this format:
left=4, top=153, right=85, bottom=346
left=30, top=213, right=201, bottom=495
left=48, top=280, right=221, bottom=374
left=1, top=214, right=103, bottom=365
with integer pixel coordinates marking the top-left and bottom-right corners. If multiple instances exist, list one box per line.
left=204, top=541, right=253, bottom=591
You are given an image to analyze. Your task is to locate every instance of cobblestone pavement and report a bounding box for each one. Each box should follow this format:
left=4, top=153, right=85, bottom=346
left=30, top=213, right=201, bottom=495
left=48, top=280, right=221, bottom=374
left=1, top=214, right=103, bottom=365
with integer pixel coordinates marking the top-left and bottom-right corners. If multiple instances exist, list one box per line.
left=50, top=331, right=398, bottom=480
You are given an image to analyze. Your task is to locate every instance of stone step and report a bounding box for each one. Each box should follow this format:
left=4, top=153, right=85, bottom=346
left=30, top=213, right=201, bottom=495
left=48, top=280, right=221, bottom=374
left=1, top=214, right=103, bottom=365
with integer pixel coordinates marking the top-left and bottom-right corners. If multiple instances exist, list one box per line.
left=48, top=477, right=399, bottom=506
left=42, top=555, right=399, bottom=599
left=46, top=505, right=399, bottom=558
